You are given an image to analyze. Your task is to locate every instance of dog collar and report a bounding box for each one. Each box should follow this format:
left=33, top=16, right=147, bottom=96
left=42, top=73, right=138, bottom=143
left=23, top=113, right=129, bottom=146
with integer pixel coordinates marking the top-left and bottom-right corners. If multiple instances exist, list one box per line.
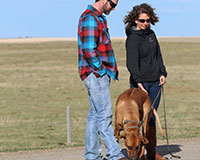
left=123, top=120, right=139, bottom=130
left=124, top=120, right=138, bottom=125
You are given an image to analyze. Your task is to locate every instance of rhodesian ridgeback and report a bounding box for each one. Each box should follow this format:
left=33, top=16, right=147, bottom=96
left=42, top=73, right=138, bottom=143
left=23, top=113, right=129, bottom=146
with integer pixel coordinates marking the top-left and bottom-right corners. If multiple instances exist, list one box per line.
left=114, top=88, right=164, bottom=160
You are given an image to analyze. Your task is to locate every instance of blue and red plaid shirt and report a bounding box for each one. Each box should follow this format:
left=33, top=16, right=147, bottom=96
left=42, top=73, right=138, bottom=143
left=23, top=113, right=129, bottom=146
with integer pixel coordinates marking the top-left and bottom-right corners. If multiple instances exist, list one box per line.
left=78, top=5, right=118, bottom=81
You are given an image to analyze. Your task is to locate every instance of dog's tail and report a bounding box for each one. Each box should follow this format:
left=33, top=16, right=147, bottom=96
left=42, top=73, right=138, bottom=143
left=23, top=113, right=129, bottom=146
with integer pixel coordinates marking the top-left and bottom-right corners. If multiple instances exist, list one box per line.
left=153, top=108, right=165, bottom=138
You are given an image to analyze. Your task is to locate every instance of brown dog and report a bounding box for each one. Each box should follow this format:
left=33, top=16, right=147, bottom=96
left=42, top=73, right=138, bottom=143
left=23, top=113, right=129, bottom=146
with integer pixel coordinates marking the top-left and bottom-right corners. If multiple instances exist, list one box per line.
left=114, top=88, right=164, bottom=160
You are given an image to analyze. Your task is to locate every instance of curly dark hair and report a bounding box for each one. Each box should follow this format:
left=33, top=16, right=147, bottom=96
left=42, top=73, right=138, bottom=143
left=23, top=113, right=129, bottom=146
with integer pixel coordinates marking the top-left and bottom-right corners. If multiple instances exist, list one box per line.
left=124, top=3, right=159, bottom=31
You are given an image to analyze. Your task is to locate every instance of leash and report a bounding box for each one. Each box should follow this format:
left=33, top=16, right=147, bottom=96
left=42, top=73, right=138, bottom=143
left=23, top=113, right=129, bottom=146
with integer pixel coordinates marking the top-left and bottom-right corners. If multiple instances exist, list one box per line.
left=123, top=88, right=161, bottom=131
left=123, top=86, right=181, bottom=159
left=161, top=86, right=181, bottom=159
left=123, top=88, right=162, bottom=129
left=139, top=88, right=162, bottom=128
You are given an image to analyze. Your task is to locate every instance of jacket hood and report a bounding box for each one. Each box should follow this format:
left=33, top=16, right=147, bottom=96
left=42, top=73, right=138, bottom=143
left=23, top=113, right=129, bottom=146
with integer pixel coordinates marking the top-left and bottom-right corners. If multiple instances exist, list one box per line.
left=125, top=26, right=151, bottom=37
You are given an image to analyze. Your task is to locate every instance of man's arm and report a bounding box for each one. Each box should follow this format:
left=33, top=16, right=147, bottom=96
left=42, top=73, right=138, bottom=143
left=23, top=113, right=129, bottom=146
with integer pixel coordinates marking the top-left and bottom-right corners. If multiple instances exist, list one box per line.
left=81, top=14, right=106, bottom=77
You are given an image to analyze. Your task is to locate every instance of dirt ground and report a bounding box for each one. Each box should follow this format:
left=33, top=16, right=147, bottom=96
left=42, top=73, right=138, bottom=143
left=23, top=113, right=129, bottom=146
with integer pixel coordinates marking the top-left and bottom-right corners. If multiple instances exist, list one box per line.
left=0, top=138, right=199, bottom=160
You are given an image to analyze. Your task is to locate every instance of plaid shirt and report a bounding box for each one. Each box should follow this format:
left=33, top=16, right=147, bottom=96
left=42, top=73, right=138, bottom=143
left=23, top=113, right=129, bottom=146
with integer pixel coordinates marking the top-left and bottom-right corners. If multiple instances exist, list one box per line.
left=78, top=5, right=118, bottom=81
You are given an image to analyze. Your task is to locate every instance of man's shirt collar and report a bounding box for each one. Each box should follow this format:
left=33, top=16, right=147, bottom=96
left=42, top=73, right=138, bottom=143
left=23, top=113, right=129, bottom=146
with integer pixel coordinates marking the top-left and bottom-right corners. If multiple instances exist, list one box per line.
left=87, top=5, right=102, bottom=17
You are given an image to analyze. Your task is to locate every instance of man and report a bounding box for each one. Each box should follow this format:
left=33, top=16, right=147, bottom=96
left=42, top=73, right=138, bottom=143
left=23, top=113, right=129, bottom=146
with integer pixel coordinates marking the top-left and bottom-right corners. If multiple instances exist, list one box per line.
left=78, top=0, right=126, bottom=160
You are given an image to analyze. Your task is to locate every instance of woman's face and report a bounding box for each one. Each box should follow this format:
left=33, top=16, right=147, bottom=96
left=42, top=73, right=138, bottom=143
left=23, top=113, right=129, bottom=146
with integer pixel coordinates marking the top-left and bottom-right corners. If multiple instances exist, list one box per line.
left=135, top=13, right=151, bottom=30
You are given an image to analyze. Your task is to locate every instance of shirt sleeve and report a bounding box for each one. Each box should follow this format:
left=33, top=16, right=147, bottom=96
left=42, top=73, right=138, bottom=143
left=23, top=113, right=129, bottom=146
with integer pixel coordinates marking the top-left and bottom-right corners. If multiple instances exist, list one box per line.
left=126, top=36, right=142, bottom=83
left=80, top=14, right=106, bottom=77
left=157, top=44, right=167, bottom=77
left=155, top=35, right=167, bottom=78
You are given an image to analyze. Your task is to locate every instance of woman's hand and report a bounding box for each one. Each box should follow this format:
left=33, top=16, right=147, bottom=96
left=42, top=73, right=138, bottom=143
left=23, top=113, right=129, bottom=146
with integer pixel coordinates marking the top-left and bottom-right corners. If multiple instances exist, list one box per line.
left=138, top=83, right=148, bottom=94
left=159, top=75, right=166, bottom=86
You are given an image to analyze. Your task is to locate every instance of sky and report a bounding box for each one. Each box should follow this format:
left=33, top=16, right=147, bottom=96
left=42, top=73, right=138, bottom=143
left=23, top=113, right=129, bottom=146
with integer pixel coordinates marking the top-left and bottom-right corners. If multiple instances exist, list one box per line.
left=0, top=0, right=200, bottom=38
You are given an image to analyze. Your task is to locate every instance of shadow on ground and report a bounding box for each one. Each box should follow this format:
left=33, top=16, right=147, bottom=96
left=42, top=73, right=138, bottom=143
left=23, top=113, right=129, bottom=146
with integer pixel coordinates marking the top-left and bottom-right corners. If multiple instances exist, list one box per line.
left=121, top=144, right=182, bottom=158
left=157, top=144, right=182, bottom=158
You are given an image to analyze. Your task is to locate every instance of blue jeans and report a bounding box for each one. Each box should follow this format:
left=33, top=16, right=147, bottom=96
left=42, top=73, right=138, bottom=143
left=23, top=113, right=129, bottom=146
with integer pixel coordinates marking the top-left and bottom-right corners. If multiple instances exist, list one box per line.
left=130, top=81, right=161, bottom=126
left=83, top=73, right=124, bottom=160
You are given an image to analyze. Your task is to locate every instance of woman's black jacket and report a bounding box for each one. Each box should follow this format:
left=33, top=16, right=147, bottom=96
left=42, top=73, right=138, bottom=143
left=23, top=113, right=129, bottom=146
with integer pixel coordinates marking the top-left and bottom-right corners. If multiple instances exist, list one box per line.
left=125, top=27, right=167, bottom=86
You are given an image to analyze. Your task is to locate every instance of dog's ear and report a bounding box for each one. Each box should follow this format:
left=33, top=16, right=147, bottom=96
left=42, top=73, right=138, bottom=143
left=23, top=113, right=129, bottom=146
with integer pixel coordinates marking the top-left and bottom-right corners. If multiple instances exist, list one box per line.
left=119, top=134, right=126, bottom=139
left=140, top=136, right=149, bottom=145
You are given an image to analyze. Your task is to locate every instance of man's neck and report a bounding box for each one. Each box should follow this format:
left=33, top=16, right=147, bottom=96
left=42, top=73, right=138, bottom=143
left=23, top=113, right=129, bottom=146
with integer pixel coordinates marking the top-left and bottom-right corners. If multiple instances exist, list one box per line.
left=92, top=1, right=103, bottom=14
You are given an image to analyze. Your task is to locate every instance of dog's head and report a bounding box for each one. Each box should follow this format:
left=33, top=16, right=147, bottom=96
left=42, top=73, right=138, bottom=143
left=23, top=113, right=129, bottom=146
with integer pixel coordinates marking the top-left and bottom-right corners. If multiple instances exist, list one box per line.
left=120, top=131, right=149, bottom=159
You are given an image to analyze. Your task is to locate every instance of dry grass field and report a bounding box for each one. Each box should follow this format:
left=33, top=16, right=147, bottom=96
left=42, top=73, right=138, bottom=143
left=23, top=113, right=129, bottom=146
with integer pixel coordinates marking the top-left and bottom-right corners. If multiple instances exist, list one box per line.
left=0, top=37, right=199, bottom=152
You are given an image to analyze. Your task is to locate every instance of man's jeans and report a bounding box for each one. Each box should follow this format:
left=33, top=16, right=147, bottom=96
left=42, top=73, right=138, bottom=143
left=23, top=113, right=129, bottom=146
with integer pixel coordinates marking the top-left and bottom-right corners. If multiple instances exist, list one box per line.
left=83, top=73, right=124, bottom=160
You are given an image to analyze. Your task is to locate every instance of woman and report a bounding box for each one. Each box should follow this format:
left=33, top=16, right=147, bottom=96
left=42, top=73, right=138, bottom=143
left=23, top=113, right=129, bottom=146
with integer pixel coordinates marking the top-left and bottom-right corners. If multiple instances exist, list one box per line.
left=124, top=3, right=167, bottom=160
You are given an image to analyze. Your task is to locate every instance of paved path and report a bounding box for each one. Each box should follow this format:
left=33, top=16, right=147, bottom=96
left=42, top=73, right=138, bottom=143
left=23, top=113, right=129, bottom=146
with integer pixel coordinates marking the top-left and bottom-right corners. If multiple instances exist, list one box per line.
left=0, top=138, right=199, bottom=160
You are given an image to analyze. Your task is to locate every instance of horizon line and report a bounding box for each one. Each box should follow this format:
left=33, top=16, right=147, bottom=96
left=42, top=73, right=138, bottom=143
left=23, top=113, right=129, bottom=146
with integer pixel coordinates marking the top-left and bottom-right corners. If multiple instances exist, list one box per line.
left=0, top=36, right=200, bottom=43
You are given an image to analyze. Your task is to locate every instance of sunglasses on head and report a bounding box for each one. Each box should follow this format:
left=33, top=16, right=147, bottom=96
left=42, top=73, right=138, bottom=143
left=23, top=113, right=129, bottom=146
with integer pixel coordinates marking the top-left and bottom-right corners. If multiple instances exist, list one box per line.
left=138, top=19, right=151, bottom=23
left=107, top=0, right=117, bottom=9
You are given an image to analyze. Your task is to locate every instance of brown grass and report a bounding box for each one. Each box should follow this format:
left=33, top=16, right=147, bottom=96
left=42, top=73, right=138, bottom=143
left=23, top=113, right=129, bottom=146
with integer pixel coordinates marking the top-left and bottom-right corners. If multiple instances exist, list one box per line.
left=0, top=37, right=199, bottom=152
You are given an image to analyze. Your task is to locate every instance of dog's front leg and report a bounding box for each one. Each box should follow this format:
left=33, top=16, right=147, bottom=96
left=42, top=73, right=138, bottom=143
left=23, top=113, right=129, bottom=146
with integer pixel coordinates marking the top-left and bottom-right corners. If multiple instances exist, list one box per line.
left=114, top=124, right=123, bottom=142
left=139, top=146, right=147, bottom=160
left=114, top=128, right=120, bottom=142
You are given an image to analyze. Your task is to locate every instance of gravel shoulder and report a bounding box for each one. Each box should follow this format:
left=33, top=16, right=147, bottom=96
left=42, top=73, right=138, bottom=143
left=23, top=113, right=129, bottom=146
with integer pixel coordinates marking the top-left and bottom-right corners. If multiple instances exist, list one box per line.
left=0, top=138, right=199, bottom=160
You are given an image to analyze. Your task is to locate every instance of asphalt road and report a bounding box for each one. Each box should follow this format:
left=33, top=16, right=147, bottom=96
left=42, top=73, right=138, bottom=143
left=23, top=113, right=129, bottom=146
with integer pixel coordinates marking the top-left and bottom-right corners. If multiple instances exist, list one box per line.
left=0, top=138, right=199, bottom=160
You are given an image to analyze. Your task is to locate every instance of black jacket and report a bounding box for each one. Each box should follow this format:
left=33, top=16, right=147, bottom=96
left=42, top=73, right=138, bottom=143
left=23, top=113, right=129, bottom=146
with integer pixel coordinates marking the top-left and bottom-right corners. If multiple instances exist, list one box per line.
left=125, top=27, right=167, bottom=86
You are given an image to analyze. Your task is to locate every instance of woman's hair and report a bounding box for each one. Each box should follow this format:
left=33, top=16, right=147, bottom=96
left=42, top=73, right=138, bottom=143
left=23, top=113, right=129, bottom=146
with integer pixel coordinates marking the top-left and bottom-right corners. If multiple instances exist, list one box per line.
left=124, top=3, right=159, bottom=31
